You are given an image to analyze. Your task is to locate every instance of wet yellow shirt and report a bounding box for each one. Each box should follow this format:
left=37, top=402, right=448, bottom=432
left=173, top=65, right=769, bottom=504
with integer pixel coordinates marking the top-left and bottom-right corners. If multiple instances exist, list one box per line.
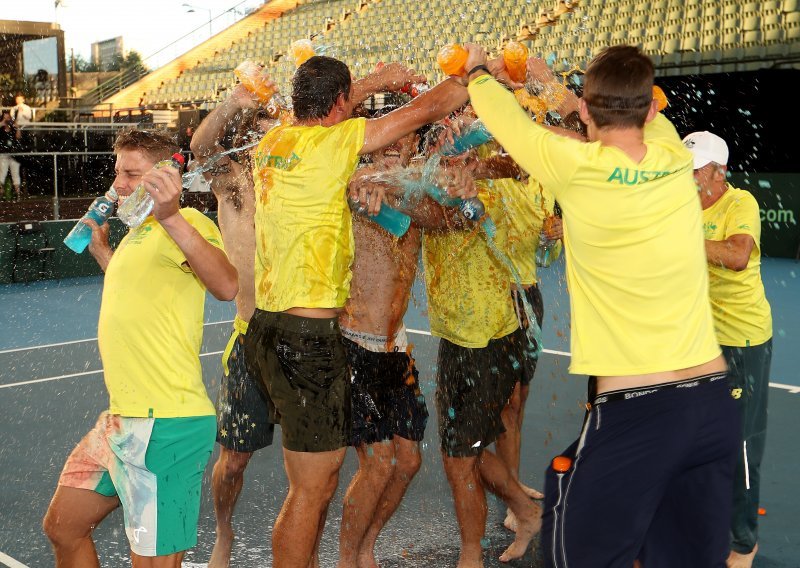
left=469, top=75, right=720, bottom=376
left=253, top=118, right=366, bottom=312
left=496, top=177, right=554, bottom=286
left=422, top=185, right=518, bottom=348
left=475, top=144, right=552, bottom=286
left=703, top=185, right=772, bottom=347
left=99, top=208, right=222, bottom=418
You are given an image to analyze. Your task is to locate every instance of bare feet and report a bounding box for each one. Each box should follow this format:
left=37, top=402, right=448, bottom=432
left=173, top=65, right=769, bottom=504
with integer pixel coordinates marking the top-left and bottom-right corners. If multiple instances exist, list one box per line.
left=499, top=501, right=542, bottom=562
left=208, top=529, right=234, bottom=568
left=727, top=543, right=758, bottom=568
left=520, top=482, right=544, bottom=500
left=503, top=508, right=518, bottom=532
left=356, top=547, right=380, bottom=568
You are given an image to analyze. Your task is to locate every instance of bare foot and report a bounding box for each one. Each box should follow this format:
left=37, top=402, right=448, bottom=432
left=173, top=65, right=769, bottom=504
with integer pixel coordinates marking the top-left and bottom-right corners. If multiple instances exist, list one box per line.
left=503, top=508, right=518, bottom=532
left=499, top=501, right=542, bottom=562
left=357, top=547, right=380, bottom=568
left=727, top=543, right=758, bottom=568
left=520, top=482, right=544, bottom=500
left=209, top=529, right=234, bottom=568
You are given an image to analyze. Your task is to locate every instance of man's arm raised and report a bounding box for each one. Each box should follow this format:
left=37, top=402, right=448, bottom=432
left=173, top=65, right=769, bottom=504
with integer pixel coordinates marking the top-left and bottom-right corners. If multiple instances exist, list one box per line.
left=351, top=63, right=427, bottom=106
left=361, top=78, right=469, bottom=156
left=143, top=166, right=239, bottom=301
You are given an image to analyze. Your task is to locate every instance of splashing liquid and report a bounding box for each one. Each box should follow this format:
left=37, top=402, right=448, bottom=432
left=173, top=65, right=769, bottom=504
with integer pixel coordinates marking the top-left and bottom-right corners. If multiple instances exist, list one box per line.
left=484, top=228, right=543, bottom=358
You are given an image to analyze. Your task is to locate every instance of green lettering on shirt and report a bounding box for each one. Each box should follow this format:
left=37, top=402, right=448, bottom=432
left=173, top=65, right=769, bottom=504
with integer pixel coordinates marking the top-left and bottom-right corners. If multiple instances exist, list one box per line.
left=607, top=167, right=677, bottom=185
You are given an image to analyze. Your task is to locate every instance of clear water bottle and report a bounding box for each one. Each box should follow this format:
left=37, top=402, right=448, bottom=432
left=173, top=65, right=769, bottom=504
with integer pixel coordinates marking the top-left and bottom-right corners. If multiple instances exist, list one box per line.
left=63, top=187, right=119, bottom=253
left=349, top=198, right=411, bottom=238
left=117, top=153, right=185, bottom=228
left=439, top=119, right=493, bottom=156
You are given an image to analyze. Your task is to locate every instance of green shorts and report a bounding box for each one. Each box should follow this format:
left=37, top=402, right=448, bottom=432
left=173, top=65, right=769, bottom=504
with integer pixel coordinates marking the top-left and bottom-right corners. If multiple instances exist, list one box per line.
left=58, top=412, right=216, bottom=556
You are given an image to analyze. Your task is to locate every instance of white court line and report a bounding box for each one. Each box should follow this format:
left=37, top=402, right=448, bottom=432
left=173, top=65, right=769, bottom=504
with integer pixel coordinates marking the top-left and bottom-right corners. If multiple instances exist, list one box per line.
left=407, top=328, right=571, bottom=357
left=0, top=328, right=796, bottom=394
left=0, top=351, right=224, bottom=390
left=0, top=550, right=30, bottom=568
left=0, top=320, right=235, bottom=355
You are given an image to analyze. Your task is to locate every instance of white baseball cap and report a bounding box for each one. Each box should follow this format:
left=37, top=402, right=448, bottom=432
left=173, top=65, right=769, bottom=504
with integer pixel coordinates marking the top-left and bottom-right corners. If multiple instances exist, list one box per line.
left=682, top=131, right=729, bottom=170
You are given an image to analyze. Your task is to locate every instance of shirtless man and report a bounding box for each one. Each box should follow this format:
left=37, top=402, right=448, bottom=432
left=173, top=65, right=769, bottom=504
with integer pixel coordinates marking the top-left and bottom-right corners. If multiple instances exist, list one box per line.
left=337, top=111, right=483, bottom=567
left=190, top=81, right=276, bottom=568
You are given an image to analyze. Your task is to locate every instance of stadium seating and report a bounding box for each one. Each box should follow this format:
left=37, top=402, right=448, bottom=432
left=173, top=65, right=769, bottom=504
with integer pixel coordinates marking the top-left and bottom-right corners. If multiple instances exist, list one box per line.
left=129, top=0, right=800, bottom=108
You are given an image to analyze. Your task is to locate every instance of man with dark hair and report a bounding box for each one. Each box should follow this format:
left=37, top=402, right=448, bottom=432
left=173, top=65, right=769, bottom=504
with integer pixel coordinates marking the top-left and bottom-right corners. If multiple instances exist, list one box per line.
left=245, top=56, right=469, bottom=566
left=463, top=44, right=738, bottom=566
left=684, top=131, right=772, bottom=568
left=43, top=129, right=238, bottom=567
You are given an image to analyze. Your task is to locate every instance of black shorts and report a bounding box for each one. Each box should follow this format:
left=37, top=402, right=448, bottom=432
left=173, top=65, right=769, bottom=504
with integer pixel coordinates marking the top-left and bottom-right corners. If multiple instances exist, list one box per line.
left=435, top=331, right=523, bottom=457
left=244, top=309, right=351, bottom=453
left=343, top=338, right=428, bottom=446
left=512, top=284, right=545, bottom=386
left=216, top=330, right=275, bottom=453
left=542, top=374, right=739, bottom=567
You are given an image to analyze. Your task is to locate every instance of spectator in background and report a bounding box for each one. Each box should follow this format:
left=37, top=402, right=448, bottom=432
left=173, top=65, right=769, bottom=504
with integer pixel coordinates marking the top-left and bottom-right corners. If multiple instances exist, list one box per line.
left=0, top=110, right=22, bottom=201
left=12, top=95, right=33, bottom=127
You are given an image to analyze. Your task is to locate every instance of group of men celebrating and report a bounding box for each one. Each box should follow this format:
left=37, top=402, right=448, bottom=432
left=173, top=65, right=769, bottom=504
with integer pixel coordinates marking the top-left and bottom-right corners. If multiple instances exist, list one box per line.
left=41, top=40, right=772, bottom=568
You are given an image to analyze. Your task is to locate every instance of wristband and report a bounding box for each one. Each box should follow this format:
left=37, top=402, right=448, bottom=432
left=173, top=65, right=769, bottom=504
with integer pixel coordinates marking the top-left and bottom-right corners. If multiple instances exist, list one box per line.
left=467, top=64, right=490, bottom=79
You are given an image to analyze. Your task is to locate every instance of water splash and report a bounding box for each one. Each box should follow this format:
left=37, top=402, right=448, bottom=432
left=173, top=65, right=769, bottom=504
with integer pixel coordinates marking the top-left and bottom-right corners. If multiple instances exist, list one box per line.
left=181, top=140, right=260, bottom=189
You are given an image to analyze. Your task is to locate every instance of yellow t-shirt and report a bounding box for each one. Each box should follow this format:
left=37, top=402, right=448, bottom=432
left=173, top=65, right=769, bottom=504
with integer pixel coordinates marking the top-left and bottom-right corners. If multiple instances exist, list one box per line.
left=703, top=185, right=772, bottom=347
left=98, top=208, right=222, bottom=418
left=469, top=75, right=720, bottom=376
left=253, top=118, right=366, bottom=312
left=497, top=177, right=554, bottom=286
left=474, top=144, right=552, bottom=286
left=422, top=185, right=518, bottom=348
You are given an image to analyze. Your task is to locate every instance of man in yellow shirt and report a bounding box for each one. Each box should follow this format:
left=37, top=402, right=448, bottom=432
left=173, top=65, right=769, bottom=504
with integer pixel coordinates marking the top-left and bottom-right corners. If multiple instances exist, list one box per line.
left=245, top=55, right=470, bottom=567
left=421, top=156, right=542, bottom=566
left=684, top=131, right=772, bottom=568
left=462, top=44, right=737, bottom=567
left=190, top=63, right=422, bottom=567
left=43, top=130, right=238, bottom=566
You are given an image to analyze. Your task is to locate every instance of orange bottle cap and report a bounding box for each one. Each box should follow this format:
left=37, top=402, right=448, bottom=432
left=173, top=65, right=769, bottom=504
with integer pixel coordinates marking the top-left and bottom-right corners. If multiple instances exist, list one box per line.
left=552, top=455, right=572, bottom=473
left=758, top=507, right=766, bottom=516
left=653, top=85, right=668, bottom=111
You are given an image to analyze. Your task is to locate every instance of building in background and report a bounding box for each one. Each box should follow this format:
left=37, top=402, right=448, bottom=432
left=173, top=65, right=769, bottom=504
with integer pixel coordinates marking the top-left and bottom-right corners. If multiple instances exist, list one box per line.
left=90, top=37, right=125, bottom=72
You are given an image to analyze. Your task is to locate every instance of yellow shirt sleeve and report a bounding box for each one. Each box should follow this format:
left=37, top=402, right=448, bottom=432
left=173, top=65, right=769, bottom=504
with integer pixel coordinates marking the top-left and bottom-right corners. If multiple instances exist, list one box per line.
left=468, top=75, right=582, bottom=199
left=723, top=189, right=760, bottom=242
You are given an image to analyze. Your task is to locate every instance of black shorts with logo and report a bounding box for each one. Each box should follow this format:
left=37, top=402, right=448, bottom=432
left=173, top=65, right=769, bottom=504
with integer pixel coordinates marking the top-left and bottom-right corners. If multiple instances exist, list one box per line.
left=244, top=310, right=350, bottom=453
left=343, top=337, right=428, bottom=447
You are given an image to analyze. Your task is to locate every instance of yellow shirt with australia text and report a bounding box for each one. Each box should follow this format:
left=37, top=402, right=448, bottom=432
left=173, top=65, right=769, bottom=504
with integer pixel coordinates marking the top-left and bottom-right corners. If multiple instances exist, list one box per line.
left=469, top=76, right=720, bottom=376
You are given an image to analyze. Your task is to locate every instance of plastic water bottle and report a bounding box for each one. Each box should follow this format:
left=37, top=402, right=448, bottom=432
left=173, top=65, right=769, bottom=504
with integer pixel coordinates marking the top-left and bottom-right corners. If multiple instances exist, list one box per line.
left=349, top=198, right=411, bottom=238
left=117, top=153, right=185, bottom=228
left=63, top=187, right=119, bottom=253
left=437, top=43, right=468, bottom=76
left=503, top=41, right=529, bottom=83
left=439, top=119, right=493, bottom=156
left=422, top=182, right=487, bottom=222
left=535, top=234, right=563, bottom=267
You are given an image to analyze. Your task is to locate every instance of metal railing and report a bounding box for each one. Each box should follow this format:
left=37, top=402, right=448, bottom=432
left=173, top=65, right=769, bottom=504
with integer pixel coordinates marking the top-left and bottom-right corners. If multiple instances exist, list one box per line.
left=6, top=151, right=115, bottom=221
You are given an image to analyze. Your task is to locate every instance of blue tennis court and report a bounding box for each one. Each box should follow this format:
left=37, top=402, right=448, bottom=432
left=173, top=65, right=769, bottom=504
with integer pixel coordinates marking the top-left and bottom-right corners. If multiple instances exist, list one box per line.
left=0, top=258, right=797, bottom=567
